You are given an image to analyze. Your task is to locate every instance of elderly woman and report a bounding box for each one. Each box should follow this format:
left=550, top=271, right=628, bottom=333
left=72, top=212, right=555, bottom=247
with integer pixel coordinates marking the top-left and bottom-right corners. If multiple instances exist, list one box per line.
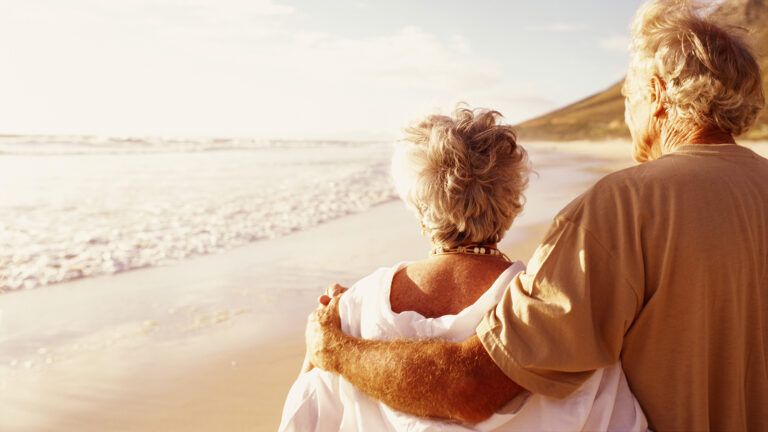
left=280, top=107, right=647, bottom=431
left=302, top=0, right=768, bottom=430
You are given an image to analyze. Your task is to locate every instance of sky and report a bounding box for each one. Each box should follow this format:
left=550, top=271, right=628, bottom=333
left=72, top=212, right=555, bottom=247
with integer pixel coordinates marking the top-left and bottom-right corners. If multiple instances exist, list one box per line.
left=0, top=0, right=646, bottom=140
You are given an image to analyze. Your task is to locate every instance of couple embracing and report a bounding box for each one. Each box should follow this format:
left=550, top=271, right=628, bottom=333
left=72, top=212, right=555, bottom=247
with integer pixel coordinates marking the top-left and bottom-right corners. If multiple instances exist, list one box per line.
left=281, top=1, right=768, bottom=430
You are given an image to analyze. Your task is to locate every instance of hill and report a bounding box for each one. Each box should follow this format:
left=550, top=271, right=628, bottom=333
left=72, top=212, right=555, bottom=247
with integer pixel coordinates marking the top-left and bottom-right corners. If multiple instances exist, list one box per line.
left=517, top=0, right=768, bottom=141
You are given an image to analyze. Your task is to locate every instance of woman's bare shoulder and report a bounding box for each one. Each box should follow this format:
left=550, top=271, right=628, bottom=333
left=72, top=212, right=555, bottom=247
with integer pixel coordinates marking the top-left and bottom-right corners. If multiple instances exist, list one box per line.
left=390, top=257, right=512, bottom=317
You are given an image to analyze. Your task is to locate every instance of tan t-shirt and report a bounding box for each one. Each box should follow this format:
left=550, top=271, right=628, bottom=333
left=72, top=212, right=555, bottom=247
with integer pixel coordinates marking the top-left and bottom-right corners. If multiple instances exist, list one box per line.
left=477, top=144, right=768, bottom=431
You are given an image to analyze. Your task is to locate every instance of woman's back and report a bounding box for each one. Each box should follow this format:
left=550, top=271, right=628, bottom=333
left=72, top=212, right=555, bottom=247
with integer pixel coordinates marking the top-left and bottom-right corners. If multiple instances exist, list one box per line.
left=390, top=255, right=513, bottom=318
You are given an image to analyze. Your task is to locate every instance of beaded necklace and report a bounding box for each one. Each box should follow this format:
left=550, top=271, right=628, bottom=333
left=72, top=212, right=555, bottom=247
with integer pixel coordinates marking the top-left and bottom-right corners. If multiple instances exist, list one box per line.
left=430, top=244, right=511, bottom=262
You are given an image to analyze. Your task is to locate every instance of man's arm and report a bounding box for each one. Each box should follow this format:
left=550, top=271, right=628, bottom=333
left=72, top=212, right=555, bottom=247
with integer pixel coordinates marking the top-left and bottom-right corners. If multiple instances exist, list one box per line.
left=306, top=294, right=524, bottom=424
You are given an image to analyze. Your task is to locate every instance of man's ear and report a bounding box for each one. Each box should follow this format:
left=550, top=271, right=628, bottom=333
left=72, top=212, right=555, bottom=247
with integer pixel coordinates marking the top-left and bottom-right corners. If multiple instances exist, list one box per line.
left=649, top=75, right=667, bottom=118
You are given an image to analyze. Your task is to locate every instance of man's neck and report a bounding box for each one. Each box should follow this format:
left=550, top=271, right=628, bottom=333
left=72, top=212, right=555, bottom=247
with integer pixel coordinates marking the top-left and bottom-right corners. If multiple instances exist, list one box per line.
left=663, top=124, right=736, bottom=150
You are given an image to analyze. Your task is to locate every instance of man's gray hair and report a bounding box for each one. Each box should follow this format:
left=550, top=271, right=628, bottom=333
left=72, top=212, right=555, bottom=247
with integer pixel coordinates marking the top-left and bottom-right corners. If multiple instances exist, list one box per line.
left=625, top=0, right=765, bottom=135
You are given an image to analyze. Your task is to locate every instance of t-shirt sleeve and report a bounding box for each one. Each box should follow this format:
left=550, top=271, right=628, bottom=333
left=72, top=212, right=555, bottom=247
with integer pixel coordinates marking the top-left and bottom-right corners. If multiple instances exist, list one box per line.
left=476, top=214, right=643, bottom=398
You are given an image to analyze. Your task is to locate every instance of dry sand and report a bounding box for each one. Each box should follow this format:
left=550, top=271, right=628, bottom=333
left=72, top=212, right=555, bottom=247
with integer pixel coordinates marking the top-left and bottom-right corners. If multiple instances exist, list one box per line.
left=15, top=140, right=764, bottom=431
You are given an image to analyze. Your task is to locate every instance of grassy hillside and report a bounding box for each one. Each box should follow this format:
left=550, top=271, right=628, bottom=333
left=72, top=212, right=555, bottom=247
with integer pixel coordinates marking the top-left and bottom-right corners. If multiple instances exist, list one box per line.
left=517, top=0, right=768, bottom=141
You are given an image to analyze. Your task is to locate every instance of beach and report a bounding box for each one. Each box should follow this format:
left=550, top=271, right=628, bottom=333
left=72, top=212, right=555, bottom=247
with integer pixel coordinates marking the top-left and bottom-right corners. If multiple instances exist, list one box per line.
left=2, top=140, right=765, bottom=431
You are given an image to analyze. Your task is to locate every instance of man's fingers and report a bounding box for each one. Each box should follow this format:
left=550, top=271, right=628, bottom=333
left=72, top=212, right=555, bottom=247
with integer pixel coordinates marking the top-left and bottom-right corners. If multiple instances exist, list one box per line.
left=318, top=294, right=342, bottom=328
left=328, top=293, right=341, bottom=310
left=318, top=294, right=331, bottom=306
left=318, top=283, right=348, bottom=306
left=325, top=283, right=348, bottom=298
left=332, top=284, right=348, bottom=296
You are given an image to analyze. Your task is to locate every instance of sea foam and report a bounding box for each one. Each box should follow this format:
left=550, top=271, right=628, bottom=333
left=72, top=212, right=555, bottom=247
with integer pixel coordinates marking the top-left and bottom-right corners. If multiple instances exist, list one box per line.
left=0, top=137, right=397, bottom=292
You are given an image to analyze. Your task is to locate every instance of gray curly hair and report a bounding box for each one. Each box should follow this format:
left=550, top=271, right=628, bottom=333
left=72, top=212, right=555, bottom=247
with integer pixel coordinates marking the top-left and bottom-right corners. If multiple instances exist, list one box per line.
left=391, top=105, right=529, bottom=249
left=624, top=0, right=765, bottom=136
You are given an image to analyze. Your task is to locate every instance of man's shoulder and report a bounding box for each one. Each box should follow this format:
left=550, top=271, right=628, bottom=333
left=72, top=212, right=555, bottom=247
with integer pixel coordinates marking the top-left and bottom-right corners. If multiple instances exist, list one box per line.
left=556, top=163, right=648, bottom=222
left=592, top=147, right=768, bottom=194
left=592, top=157, right=676, bottom=191
left=575, top=155, right=684, bottom=203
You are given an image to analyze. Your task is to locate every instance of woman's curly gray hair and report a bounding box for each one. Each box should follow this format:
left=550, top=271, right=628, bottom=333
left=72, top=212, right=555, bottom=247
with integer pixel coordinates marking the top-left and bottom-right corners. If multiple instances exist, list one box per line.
left=624, top=0, right=764, bottom=136
left=391, top=105, right=529, bottom=249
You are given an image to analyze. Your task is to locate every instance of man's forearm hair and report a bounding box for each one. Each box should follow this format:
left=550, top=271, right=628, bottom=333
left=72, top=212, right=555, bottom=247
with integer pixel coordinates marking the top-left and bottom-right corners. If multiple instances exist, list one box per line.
left=328, top=333, right=523, bottom=424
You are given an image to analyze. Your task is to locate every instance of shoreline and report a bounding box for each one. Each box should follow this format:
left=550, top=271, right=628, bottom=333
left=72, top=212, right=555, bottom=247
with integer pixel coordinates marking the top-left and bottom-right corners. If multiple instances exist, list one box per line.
left=8, top=140, right=762, bottom=297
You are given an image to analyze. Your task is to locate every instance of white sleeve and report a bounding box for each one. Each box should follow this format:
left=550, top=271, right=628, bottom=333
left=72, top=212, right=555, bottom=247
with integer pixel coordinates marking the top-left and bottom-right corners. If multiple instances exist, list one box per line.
left=279, top=370, right=346, bottom=432
left=278, top=372, right=319, bottom=432
left=338, top=267, right=390, bottom=338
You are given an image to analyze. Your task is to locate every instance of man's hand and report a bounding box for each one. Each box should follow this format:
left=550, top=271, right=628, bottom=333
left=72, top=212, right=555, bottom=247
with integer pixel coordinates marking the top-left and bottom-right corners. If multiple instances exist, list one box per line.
left=318, top=283, right=347, bottom=306
left=304, top=284, right=348, bottom=373
left=301, top=283, right=349, bottom=374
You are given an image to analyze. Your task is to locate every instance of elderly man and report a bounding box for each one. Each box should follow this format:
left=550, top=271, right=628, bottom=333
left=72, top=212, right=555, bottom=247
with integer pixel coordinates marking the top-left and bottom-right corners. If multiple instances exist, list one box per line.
left=305, top=0, right=768, bottom=430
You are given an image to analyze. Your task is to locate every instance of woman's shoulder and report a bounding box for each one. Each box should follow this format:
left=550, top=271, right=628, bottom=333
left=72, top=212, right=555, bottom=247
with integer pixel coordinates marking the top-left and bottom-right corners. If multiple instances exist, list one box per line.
left=338, top=262, right=408, bottom=336
left=344, top=262, right=406, bottom=299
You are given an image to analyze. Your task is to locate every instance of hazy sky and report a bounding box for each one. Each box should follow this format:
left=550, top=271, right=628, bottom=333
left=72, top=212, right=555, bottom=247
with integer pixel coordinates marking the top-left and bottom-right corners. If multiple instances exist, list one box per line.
left=0, top=0, right=646, bottom=140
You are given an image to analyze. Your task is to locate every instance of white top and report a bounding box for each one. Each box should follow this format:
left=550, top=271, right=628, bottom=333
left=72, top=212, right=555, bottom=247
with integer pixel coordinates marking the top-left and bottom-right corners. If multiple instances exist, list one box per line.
left=280, top=261, right=648, bottom=431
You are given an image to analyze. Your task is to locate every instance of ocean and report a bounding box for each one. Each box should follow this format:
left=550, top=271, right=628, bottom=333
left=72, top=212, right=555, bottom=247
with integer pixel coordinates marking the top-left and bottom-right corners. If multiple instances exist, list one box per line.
left=0, top=136, right=396, bottom=292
